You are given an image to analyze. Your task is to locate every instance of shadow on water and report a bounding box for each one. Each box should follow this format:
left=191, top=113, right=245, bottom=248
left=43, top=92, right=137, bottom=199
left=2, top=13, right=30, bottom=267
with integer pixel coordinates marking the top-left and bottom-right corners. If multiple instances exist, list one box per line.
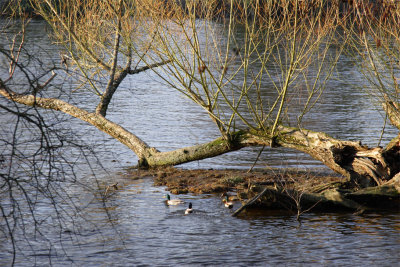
left=0, top=19, right=399, bottom=266
left=2, top=177, right=396, bottom=266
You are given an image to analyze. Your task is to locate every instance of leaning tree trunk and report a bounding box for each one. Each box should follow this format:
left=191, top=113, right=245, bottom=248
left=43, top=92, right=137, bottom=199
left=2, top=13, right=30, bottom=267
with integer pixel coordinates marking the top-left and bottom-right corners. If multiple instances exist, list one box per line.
left=144, top=125, right=399, bottom=188
left=243, top=126, right=399, bottom=187
left=1, top=84, right=399, bottom=187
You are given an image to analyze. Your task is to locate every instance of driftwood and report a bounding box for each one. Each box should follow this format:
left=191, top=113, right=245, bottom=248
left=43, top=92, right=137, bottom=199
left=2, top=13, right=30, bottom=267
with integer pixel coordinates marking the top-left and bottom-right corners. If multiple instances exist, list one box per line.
left=232, top=187, right=270, bottom=217
left=345, top=173, right=400, bottom=210
left=232, top=175, right=400, bottom=216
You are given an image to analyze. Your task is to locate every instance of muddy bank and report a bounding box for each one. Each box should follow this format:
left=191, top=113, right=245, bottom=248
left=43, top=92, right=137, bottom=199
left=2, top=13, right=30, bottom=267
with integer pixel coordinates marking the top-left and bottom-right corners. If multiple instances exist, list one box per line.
left=127, top=167, right=341, bottom=194
left=125, top=167, right=400, bottom=214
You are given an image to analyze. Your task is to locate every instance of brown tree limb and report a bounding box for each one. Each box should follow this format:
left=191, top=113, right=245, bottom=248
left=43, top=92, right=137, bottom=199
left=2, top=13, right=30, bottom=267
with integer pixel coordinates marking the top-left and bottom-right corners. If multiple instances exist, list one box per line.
left=1, top=82, right=398, bottom=184
left=232, top=187, right=270, bottom=217
left=96, top=0, right=123, bottom=117
left=382, top=97, right=400, bottom=130
left=127, top=60, right=172, bottom=75
left=0, top=86, right=152, bottom=160
left=41, top=0, right=111, bottom=71
left=95, top=60, right=171, bottom=117
left=146, top=126, right=399, bottom=187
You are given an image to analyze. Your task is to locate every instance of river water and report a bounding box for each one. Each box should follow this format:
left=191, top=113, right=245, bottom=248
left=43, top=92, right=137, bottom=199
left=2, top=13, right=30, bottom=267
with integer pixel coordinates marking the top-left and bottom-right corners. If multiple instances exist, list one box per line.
left=2, top=177, right=399, bottom=266
left=0, top=19, right=399, bottom=266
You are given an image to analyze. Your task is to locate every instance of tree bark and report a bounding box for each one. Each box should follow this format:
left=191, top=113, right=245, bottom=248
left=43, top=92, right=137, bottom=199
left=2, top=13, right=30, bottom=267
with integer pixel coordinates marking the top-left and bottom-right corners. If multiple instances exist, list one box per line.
left=95, top=61, right=171, bottom=117
left=243, top=126, right=399, bottom=187
left=233, top=178, right=400, bottom=215
left=1, top=84, right=399, bottom=186
left=382, top=98, right=400, bottom=130
left=0, top=86, right=152, bottom=159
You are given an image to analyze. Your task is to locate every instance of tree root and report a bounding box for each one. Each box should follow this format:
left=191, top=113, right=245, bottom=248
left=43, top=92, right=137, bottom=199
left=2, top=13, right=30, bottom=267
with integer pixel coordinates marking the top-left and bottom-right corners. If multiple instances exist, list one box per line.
left=232, top=178, right=400, bottom=216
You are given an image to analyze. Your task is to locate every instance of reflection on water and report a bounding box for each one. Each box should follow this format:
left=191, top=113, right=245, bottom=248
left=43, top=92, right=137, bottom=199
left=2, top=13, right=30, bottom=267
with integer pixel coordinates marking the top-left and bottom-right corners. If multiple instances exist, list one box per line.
left=0, top=19, right=399, bottom=266
left=1, top=178, right=398, bottom=266
left=1, top=19, right=396, bottom=172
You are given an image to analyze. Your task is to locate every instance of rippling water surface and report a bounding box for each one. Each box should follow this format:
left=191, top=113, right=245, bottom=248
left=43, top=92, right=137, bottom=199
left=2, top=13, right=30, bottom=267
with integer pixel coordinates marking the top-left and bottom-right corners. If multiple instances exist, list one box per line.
left=115, top=180, right=399, bottom=266
left=2, top=178, right=398, bottom=266
left=0, top=19, right=399, bottom=266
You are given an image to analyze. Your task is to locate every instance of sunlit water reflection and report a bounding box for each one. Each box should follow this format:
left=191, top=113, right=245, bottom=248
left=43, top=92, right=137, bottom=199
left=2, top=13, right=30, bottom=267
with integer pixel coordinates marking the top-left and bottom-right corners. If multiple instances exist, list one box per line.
left=2, top=178, right=398, bottom=266
left=0, top=19, right=399, bottom=266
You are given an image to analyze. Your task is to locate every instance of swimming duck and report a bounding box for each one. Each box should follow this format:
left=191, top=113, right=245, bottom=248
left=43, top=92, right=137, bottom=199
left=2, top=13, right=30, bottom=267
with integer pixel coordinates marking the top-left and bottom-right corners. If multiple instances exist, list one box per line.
left=223, top=195, right=233, bottom=209
left=166, top=194, right=184, bottom=205
left=185, top=202, right=193, bottom=214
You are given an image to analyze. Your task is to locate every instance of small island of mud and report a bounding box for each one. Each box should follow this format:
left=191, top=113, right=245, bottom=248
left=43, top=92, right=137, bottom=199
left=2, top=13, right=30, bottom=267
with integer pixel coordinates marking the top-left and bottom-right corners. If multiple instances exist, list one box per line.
left=127, top=167, right=400, bottom=215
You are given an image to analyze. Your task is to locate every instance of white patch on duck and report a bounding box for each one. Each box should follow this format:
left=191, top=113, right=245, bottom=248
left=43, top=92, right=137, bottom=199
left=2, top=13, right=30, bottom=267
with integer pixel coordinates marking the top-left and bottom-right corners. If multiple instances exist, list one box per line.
left=185, top=202, right=193, bottom=214
left=166, top=194, right=184, bottom=205
left=223, top=195, right=233, bottom=209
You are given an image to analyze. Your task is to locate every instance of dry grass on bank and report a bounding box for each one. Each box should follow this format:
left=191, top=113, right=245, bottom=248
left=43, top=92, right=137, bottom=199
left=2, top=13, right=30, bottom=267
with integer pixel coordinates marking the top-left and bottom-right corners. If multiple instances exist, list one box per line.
left=126, top=167, right=343, bottom=195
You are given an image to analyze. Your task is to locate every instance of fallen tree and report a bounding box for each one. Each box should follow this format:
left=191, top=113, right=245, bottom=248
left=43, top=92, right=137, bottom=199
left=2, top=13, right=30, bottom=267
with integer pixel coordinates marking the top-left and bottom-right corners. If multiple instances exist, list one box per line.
left=1, top=0, right=399, bottom=192
left=1, top=83, right=399, bottom=187
left=232, top=171, right=400, bottom=217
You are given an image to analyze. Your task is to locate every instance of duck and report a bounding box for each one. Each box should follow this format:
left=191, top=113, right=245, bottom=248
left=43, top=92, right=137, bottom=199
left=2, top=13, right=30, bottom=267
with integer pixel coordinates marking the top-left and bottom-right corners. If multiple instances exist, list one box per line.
left=166, top=194, right=184, bottom=205
left=223, top=195, right=233, bottom=209
left=185, top=202, right=193, bottom=214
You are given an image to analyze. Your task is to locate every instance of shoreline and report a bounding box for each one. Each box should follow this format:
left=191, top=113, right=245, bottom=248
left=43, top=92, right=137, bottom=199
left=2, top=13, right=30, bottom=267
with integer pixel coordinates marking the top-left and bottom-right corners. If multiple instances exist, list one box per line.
left=125, top=167, right=400, bottom=214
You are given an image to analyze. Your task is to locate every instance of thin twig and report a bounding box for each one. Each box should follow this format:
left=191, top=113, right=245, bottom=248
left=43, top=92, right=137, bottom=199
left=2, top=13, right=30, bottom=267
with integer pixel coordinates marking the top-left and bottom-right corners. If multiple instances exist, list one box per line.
left=232, top=187, right=270, bottom=217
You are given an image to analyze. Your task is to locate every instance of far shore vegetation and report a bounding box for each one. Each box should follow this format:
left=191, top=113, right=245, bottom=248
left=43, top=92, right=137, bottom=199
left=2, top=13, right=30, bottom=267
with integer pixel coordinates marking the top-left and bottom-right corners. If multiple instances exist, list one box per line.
left=0, top=0, right=399, bottom=244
